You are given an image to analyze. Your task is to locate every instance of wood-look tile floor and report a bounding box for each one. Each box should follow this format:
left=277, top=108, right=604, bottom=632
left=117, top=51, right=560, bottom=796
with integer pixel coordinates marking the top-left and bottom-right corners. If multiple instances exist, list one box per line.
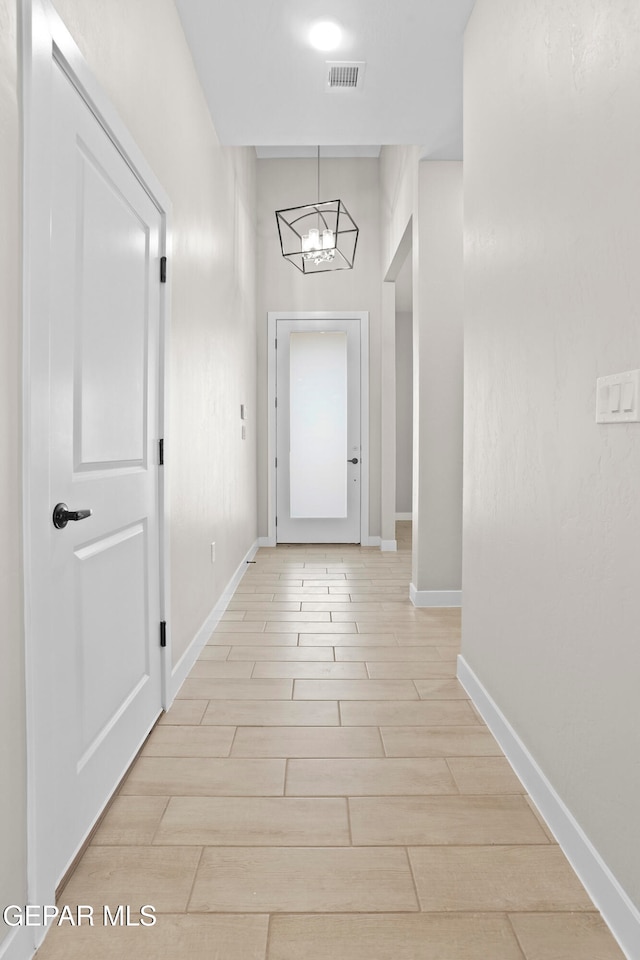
left=36, top=524, right=624, bottom=959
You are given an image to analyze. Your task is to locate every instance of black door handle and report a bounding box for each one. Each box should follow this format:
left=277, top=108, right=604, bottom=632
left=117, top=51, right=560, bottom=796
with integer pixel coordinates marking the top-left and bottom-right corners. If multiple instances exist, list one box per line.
left=52, top=502, right=92, bottom=529
left=348, top=458, right=359, bottom=464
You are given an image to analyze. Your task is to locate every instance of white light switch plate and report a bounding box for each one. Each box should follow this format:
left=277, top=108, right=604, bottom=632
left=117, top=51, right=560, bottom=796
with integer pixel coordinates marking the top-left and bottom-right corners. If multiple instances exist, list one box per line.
left=596, top=369, right=640, bottom=423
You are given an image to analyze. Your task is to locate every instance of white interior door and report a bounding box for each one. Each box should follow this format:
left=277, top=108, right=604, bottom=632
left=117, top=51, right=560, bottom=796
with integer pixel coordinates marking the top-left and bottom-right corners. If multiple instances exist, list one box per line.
left=35, top=61, right=164, bottom=891
left=276, top=318, right=361, bottom=542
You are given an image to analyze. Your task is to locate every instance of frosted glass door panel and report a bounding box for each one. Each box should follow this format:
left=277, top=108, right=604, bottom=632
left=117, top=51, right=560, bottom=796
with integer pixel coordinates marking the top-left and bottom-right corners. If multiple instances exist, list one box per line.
left=289, top=331, right=348, bottom=518
left=275, top=316, right=361, bottom=544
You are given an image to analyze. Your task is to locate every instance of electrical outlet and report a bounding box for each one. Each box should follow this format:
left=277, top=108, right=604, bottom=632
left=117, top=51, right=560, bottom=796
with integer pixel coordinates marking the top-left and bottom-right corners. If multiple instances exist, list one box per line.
left=210, top=542, right=216, bottom=564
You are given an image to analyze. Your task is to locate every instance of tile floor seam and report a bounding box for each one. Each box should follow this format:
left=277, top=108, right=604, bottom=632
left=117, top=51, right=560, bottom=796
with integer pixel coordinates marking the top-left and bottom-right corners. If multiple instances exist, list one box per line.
left=345, top=797, right=354, bottom=846
left=402, top=846, right=423, bottom=913
left=265, top=913, right=274, bottom=960
left=143, top=794, right=171, bottom=847
left=228, top=725, right=240, bottom=756
left=379, top=725, right=389, bottom=756
left=182, top=845, right=205, bottom=915
left=505, top=912, right=532, bottom=960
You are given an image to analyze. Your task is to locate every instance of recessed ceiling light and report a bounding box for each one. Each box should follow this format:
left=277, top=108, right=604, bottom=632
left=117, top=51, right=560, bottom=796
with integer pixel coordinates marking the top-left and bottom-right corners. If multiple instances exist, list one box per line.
left=309, top=21, right=342, bottom=52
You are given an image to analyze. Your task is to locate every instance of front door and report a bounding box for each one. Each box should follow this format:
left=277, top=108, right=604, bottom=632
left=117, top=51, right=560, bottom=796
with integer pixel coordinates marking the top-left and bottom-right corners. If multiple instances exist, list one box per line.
left=276, top=318, right=361, bottom=543
left=35, top=61, right=164, bottom=893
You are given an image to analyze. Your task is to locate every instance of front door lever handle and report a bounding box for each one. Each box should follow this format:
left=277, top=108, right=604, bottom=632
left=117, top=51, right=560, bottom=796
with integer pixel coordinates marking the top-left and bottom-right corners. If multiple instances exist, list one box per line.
left=348, top=457, right=359, bottom=464
left=52, top=502, right=92, bottom=529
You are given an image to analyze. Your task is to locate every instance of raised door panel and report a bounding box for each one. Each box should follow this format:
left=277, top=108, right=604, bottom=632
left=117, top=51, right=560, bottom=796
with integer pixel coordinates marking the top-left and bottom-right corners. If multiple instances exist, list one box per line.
left=74, top=522, right=150, bottom=767
left=75, top=145, right=149, bottom=469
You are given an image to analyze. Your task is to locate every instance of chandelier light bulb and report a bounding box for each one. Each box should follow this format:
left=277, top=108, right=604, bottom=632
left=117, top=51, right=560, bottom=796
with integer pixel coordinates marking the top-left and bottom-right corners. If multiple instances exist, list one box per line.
left=322, top=229, right=335, bottom=250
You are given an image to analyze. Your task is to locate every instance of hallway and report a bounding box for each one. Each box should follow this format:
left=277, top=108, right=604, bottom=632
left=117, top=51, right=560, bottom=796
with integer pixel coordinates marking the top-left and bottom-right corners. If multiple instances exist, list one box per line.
left=36, top=524, right=623, bottom=959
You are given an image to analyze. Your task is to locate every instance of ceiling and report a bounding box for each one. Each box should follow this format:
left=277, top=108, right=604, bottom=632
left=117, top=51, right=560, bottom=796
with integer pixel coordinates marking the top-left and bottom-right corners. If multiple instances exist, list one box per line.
left=173, top=0, right=476, bottom=159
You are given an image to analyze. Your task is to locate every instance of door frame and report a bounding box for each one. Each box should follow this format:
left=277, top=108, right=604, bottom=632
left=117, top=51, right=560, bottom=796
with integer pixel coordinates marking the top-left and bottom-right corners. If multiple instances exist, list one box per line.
left=21, top=0, right=173, bottom=917
left=266, top=311, right=370, bottom=547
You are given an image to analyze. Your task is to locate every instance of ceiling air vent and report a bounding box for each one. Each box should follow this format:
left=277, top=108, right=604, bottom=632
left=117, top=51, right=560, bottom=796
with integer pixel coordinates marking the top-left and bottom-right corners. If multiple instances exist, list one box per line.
left=326, top=61, right=366, bottom=92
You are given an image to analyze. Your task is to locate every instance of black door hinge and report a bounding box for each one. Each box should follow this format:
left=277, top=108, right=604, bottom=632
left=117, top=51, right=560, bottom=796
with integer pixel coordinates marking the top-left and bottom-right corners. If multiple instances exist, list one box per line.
left=275, top=338, right=278, bottom=349
left=275, top=397, right=278, bottom=408
left=275, top=516, right=278, bottom=526
left=160, top=256, right=167, bottom=283
left=160, top=621, right=167, bottom=647
left=159, top=438, right=164, bottom=465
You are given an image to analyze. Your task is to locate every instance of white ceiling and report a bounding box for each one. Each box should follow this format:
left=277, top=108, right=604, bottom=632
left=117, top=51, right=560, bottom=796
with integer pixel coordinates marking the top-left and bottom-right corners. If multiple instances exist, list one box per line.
left=174, top=0, right=476, bottom=159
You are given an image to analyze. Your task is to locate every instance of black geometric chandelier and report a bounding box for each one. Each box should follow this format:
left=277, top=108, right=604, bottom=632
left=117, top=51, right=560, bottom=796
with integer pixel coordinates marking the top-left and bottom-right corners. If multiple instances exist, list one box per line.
left=275, top=147, right=359, bottom=274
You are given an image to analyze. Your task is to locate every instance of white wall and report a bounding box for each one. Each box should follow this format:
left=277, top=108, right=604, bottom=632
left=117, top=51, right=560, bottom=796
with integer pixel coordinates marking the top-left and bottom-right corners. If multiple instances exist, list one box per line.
left=256, top=158, right=382, bottom=539
left=413, top=162, right=463, bottom=595
left=380, top=148, right=463, bottom=596
left=52, top=0, right=258, bottom=666
left=463, top=0, right=640, bottom=917
left=380, top=146, right=419, bottom=278
left=1, top=2, right=258, bottom=944
left=395, top=311, right=413, bottom=514
left=0, top=0, right=27, bottom=947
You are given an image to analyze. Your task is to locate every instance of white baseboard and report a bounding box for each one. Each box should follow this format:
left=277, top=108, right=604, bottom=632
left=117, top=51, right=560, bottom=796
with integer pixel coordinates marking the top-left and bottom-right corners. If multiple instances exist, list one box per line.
left=457, top=655, right=640, bottom=960
left=410, top=584, right=462, bottom=607
left=259, top=535, right=391, bottom=551
left=363, top=536, right=398, bottom=553
left=0, top=925, right=34, bottom=960
left=395, top=512, right=412, bottom=521
left=361, top=535, right=380, bottom=547
left=167, top=540, right=259, bottom=702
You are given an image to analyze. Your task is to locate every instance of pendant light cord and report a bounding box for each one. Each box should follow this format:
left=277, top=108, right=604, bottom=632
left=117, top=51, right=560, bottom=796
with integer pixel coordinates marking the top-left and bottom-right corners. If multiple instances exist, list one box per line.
left=317, top=145, right=320, bottom=203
